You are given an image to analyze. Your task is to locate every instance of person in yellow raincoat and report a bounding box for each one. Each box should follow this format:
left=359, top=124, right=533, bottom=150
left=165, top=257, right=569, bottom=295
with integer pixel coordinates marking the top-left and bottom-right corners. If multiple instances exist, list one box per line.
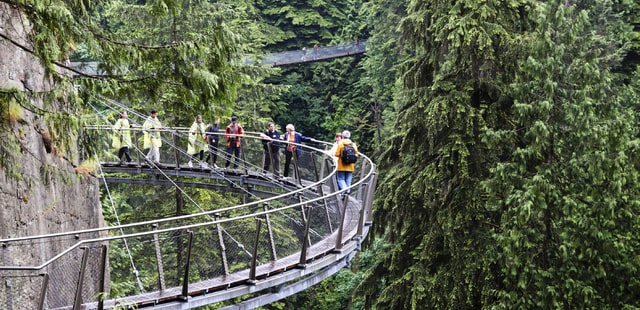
left=112, top=111, right=133, bottom=164
left=187, top=115, right=207, bottom=168
left=143, top=109, right=162, bottom=163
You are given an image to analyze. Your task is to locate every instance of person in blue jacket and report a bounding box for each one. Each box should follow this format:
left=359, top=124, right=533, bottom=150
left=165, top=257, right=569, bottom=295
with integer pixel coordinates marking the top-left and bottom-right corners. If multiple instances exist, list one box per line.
left=282, top=123, right=312, bottom=178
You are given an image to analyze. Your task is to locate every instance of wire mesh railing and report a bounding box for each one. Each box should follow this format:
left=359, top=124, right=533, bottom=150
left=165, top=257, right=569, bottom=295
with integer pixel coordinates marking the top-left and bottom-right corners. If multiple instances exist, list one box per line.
left=0, top=130, right=377, bottom=309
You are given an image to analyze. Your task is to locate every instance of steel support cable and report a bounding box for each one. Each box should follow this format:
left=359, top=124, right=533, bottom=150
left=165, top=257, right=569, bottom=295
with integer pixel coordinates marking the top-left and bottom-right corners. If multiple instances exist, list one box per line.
left=2, top=91, right=343, bottom=252
left=95, top=155, right=145, bottom=293
left=86, top=98, right=258, bottom=258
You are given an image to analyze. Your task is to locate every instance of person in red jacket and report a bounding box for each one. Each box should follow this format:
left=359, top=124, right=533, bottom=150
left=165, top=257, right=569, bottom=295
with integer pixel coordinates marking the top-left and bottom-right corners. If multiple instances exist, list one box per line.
left=224, top=116, right=244, bottom=169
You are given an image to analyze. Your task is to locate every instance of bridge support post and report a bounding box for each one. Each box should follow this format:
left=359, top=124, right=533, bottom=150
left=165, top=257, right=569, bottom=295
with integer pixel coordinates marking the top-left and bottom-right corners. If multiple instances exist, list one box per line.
left=180, top=231, right=194, bottom=300
left=335, top=195, right=349, bottom=251
left=38, top=273, right=49, bottom=310
left=73, top=247, right=89, bottom=310
left=298, top=206, right=313, bottom=267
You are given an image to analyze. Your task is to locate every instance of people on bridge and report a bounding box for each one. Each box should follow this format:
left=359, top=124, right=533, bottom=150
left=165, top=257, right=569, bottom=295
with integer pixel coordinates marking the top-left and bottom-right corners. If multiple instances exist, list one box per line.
left=301, top=47, right=307, bottom=61
left=335, top=130, right=359, bottom=194
left=143, top=109, right=162, bottom=164
left=224, top=115, right=244, bottom=169
left=260, top=122, right=281, bottom=177
left=204, top=118, right=220, bottom=168
left=313, top=44, right=319, bottom=60
left=187, top=115, right=207, bottom=168
left=282, top=124, right=312, bottom=179
left=112, top=111, right=133, bottom=164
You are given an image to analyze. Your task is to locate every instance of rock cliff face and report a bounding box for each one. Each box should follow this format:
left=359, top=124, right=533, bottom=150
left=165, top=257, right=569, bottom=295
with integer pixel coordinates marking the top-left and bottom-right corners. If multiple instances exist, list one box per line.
left=0, top=3, right=105, bottom=308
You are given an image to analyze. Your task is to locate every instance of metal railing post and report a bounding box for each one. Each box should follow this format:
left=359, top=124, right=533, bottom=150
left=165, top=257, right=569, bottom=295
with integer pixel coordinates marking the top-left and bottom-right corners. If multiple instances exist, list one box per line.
left=134, top=131, right=141, bottom=166
left=73, top=247, right=90, bottom=310
left=173, top=131, right=181, bottom=169
left=249, top=218, right=262, bottom=282
left=293, top=150, right=301, bottom=185
left=298, top=206, right=313, bottom=267
left=335, top=195, right=349, bottom=251
left=180, top=231, right=194, bottom=300
left=241, top=141, right=248, bottom=175
left=319, top=158, right=333, bottom=233
left=153, top=224, right=166, bottom=291
left=357, top=161, right=367, bottom=200
left=264, top=203, right=277, bottom=260
left=310, top=152, right=320, bottom=182
left=216, top=213, right=229, bottom=275
left=366, top=170, right=378, bottom=225
left=38, top=273, right=49, bottom=310
left=356, top=181, right=369, bottom=238
left=98, top=244, right=108, bottom=310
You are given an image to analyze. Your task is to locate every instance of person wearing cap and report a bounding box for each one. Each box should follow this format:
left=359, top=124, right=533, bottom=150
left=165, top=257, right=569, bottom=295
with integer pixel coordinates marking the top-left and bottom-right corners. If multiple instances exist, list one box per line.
left=259, top=122, right=282, bottom=177
left=187, top=115, right=207, bottom=168
left=282, top=124, right=313, bottom=178
left=224, top=115, right=244, bottom=169
left=334, top=130, right=358, bottom=194
left=112, top=111, right=132, bottom=164
left=143, top=109, right=162, bottom=164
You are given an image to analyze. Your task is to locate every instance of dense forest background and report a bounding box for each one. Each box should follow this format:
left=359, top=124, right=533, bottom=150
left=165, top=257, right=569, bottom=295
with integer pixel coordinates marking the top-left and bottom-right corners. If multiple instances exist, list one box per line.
left=2, top=0, right=640, bottom=308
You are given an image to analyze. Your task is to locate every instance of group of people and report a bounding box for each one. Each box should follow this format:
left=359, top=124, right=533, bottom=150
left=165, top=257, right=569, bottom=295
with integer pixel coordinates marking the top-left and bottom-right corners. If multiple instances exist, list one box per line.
left=112, top=109, right=164, bottom=165
left=260, top=124, right=359, bottom=193
left=112, top=110, right=359, bottom=194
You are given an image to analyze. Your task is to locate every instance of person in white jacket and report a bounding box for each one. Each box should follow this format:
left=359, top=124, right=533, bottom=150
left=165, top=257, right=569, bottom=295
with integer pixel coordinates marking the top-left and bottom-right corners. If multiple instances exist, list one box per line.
left=112, top=111, right=132, bottom=164
left=187, top=115, right=207, bottom=168
left=143, top=109, right=162, bottom=163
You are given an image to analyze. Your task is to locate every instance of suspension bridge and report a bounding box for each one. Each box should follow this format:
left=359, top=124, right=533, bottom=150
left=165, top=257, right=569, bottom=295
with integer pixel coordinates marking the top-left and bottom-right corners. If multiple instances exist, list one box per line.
left=70, top=40, right=367, bottom=76
left=0, top=93, right=377, bottom=309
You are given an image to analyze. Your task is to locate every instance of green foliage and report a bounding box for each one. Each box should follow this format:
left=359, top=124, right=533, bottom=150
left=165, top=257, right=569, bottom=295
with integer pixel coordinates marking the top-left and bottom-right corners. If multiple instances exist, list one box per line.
left=358, top=0, right=640, bottom=309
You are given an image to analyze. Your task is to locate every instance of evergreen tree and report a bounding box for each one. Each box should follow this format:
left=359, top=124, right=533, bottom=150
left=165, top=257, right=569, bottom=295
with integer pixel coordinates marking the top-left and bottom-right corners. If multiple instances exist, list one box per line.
left=361, top=0, right=640, bottom=308
left=483, top=1, right=640, bottom=307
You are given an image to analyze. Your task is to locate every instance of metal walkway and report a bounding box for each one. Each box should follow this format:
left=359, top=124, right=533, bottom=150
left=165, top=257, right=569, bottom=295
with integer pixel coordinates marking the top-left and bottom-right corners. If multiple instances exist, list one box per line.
left=0, top=119, right=377, bottom=309
left=70, top=40, right=367, bottom=76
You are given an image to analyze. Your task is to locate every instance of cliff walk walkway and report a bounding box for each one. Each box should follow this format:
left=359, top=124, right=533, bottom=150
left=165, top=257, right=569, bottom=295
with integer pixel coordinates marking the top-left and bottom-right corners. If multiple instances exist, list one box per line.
left=0, top=95, right=377, bottom=309
left=70, top=40, right=367, bottom=76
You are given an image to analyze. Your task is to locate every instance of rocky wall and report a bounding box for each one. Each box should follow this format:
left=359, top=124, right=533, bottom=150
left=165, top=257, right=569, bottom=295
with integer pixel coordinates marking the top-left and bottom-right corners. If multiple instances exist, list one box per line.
left=0, top=3, right=106, bottom=308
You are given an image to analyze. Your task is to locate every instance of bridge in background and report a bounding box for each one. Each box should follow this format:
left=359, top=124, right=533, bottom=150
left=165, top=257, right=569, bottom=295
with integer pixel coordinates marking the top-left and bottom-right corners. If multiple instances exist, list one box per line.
left=0, top=96, right=377, bottom=309
left=70, top=40, right=367, bottom=76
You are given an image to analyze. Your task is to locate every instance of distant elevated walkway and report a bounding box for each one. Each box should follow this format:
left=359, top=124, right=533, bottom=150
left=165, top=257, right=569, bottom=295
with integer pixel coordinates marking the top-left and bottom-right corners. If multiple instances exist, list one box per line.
left=247, top=40, right=367, bottom=66
left=70, top=40, right=367, bottom=76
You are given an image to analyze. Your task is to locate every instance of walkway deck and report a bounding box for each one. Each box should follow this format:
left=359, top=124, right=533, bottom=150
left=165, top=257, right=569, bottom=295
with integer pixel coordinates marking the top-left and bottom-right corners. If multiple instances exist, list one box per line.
left=0, top=126, right=377, bottom=310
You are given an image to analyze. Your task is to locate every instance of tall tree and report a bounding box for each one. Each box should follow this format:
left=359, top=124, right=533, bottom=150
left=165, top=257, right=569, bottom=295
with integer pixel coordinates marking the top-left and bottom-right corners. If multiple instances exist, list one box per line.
left=482, top=1, right=640, bottom=307
left=360, top=0, right=640, bottom=308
